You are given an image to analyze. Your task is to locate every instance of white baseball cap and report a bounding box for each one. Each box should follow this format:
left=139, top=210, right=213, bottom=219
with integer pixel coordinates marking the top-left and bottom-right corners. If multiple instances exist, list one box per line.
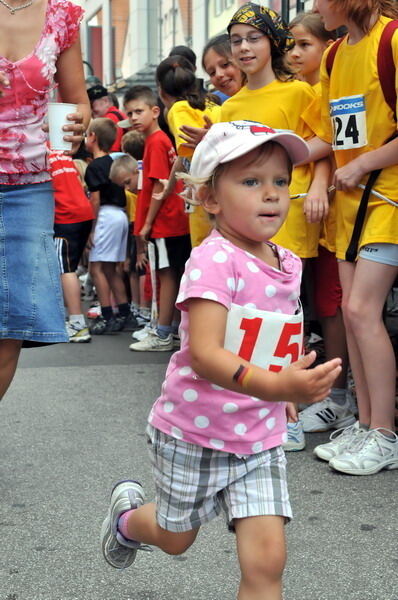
left=189, top=120, right=309, bottom=179
left=117, top=118, right=132, bottom=128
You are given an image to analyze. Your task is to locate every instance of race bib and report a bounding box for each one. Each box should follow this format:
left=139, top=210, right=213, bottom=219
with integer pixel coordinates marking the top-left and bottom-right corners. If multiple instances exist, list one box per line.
left=224, top=303, right=303, bottom=372
left=137, top=160, right=143, bottom=190
left=330, top=95, right=367, bottom=151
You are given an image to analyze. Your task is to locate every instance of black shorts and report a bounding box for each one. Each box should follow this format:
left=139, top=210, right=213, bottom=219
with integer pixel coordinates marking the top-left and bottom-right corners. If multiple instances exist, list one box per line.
left=54, top=219, right=93, bottom=273
left=150, top=235, right=191, bottom=273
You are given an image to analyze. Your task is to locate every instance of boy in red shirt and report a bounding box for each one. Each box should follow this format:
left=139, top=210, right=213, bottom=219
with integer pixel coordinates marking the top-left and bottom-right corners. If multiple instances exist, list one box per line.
left=125, top=86, right=191, bottom=351
left=50, top=150, right=95, bottom=342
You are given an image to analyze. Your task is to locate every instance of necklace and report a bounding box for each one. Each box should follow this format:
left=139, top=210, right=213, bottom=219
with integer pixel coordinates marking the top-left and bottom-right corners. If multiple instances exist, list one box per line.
left=0, top=0, right=34, bottom=13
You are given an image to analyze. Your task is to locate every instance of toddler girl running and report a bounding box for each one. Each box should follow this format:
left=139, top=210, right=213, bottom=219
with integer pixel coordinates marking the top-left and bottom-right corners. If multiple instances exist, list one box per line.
left=100, top=121, right=341, bottom=600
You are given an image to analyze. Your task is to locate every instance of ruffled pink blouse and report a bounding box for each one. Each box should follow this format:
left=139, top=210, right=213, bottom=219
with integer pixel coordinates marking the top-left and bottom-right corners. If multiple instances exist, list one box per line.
left=0, top=0, right=83, bottom=184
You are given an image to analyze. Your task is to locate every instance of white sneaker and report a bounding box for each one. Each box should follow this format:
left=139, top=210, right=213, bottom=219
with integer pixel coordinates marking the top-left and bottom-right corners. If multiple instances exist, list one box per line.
left=66, top=322, right=91, bottom=343
left=299, top=395, right=356, bottom=432
left=313, top=421, right=365, bottom=462
left=131, top=325, right=154, bottom=341
left=329, top=428, right=398, bottom=475
left=129, top=330, right=174, bottom=352
left=283, top=421, right=306, bottom=452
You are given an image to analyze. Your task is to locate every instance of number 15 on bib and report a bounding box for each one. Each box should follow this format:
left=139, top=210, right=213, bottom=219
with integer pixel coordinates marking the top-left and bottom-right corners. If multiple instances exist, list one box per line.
left=330, top=94, right=367, bottom=151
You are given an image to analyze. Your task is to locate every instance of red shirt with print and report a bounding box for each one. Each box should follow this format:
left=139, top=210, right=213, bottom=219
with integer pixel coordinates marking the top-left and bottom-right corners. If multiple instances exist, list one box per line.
left=105, top=106, right=127, bottom=152
left=49, top=151, right=94, bottom=224
left=134, top=129, right=189, bottom=238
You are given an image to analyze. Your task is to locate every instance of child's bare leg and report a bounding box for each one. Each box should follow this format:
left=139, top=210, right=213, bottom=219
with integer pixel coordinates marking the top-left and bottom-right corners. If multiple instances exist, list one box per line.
left=339, top=261, right=371, bottom=425
left=235, top=516, right=286, bottom=600
left=342, top=258, right=398, bottom=431
left=124, top=502, right=199, bottom=555
left=101, top=262, right=128, bottom=305
left=89, top=261, right=111, bottom=306
left=320, top=307, right=348, bottom=389
left=158, top=267, right=179, bottom=327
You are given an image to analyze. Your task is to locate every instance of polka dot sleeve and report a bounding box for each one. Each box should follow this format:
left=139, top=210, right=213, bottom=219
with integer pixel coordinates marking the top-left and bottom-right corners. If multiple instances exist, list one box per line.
left=176, top=237, right=237, bottom=311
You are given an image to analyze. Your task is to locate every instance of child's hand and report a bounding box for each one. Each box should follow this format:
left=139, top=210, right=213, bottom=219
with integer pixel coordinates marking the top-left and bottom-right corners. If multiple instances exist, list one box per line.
left=303, top=188, right=329, bottom=223
left=179, top=116, right=213, bottom=149
left=334, top=156, right=366, bottom=191
left=278, top=351, right=342, bottom=405
left=136, top=251, right=148, bottom=271
left=139, top=222, right=152, bottom=243
left=152, top=179, right=170, bottom=201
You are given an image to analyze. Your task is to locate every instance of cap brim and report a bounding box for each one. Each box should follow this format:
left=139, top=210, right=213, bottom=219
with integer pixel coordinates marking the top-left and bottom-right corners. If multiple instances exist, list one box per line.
left=220, top=131, right=309, bottom=167
left=117, top=119, right=131, bottom=128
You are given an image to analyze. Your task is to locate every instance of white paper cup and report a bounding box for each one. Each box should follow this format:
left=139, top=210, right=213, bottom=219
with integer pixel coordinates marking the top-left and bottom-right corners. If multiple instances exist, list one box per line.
left=47, top=102, right=77, bottom=151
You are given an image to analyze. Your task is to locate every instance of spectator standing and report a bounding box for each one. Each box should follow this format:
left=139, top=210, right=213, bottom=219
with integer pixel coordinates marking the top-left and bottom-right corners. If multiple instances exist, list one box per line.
left=84, top=118, right=131, bottom=334
left=87, top=84, right=127, bottom=152
left=0, top=0, right=90, bottom=401
left=50, top=150, right=94, bottom=342
left=124, top=86, right=191, bottom=352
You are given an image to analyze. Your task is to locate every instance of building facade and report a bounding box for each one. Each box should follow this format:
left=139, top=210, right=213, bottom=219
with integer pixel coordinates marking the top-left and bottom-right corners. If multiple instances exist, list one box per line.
left=80, top=0, right=313, bottom=89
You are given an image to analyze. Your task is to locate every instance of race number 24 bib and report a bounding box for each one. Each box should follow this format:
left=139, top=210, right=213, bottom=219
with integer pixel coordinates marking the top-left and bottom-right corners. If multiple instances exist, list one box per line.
left=330, top=94, right=367, bottom=151
left=224, top=303, right=303, bottom=373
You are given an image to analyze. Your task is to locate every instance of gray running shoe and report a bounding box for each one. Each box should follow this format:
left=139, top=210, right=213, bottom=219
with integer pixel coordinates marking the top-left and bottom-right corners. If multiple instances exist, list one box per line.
left=100, top=480, right=151, bottom=569
left=89, top=316, right=116, bottom=335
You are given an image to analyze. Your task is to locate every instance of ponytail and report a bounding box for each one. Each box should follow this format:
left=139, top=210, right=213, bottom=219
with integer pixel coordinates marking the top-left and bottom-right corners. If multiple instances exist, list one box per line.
left=156, top=55, right=208, bottom=110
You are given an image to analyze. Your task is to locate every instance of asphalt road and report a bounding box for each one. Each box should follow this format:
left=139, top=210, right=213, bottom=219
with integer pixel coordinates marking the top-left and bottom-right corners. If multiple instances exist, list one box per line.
left=0, top=331, right=397, bottom=600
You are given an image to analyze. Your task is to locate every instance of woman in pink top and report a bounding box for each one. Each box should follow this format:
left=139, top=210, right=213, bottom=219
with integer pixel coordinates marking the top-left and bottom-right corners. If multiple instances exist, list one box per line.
left=99, top=122, right=342, bottom=600
left=0, top=0, right=90, bottom=401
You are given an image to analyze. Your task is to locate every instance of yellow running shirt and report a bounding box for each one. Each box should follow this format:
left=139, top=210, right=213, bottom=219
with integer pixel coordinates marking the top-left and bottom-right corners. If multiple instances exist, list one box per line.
left=302, top=81, right=337, bottom=253
left=167, top=100, right=221, bottom=247
left=221, top=79, right=319, bottom=258
left=315, top=16, right=398, bottom=260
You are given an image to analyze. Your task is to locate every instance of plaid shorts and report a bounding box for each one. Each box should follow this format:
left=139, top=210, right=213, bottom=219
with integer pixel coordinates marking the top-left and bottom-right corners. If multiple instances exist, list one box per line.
left=146, top=424, right=292, bottom=533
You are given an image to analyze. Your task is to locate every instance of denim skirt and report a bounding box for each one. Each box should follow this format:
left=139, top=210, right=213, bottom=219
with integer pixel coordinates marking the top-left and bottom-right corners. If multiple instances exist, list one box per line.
left=0, top=182, right=68, bottom=347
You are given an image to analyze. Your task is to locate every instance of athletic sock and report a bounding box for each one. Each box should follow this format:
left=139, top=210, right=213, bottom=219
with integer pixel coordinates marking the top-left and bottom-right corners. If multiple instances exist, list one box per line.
left=171, top=320, right=179, bottom=335
left=117, top=509, right=137, bottom=541
left=69, top=314, right=86, bottom=328
left=156, top=324, right=172, bottom=339
left=330, top=388, right=347, bottom=406
left=118, top=303, right=130, bottom=318
left=101, top=306, right=113, bottom=321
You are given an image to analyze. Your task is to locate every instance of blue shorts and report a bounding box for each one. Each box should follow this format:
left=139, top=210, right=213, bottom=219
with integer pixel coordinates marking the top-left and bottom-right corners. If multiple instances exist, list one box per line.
left=0, top=182, right=68, bottom=347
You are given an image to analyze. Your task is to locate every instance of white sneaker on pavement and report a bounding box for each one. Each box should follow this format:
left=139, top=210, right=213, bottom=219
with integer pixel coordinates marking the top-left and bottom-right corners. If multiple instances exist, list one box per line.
left=131, top=325, right=154, bottom=342
left=299, top=395, right=356, bottom=432
left=283, top=421, right=306, bottom=452
left=129, top=330, right=174, bottom=352
left=66, top=322, right=91, bottom=343
left=313, top=421, right=365, bottom=462
left=329, top=428, right=398, bottom=475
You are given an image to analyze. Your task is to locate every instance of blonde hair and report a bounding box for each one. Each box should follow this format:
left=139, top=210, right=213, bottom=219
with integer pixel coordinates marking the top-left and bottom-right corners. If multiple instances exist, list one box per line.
left=178, top=142, right=293, bottom=206
left=109, top=154, right=138, bottom=184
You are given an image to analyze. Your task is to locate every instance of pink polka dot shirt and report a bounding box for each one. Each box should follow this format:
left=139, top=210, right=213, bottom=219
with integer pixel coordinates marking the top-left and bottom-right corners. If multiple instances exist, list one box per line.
left=149, top=229, right=302, bottom=455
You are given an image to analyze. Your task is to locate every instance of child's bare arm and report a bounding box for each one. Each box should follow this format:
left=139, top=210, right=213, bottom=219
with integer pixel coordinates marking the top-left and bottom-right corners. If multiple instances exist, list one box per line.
left=152, top=157, right=185, bottom=201
left=303, top=157, right=331, bottom=223
left=139, top=179, right=166, bottom=242
left=188, top=298, right=341, bottom=405
left=179, top=115, right=213, bottom=150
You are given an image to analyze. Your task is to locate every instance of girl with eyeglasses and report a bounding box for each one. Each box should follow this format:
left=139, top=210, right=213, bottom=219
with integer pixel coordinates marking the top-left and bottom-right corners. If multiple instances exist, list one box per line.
left=218, top=2, right=331, bottom=264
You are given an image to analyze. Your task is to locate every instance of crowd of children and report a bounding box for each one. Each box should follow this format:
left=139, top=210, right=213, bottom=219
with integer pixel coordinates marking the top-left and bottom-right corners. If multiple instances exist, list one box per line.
left=50, top=1, right=398, bottom=596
